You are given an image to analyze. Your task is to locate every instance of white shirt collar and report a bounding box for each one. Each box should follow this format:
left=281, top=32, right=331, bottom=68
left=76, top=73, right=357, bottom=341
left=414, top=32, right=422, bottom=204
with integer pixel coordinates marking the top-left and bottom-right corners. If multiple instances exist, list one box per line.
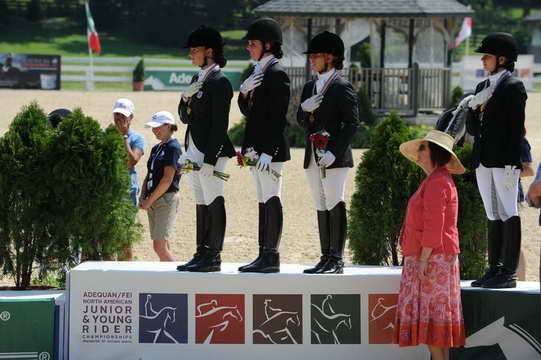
left=198, top=64, right=219, bottom=80
left=317, top=68, right=337, bottom=81
left=255, top=55, right=276, bottom=72
left=488, top=70, right=506, bottom=87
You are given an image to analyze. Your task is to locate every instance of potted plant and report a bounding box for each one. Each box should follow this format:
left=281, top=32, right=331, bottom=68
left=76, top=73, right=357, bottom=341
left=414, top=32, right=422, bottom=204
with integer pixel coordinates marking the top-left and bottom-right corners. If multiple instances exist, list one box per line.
left=132, top=58, right=145, bottom=91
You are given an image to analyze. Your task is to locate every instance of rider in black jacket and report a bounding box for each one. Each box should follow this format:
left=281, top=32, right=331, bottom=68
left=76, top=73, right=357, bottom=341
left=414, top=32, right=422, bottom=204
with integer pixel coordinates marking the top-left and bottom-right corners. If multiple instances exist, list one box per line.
left=237, top=18, right=291, bottom=273
left=466, top=33, right=527, bottom=288
left=177, top=26, right=236, bottom=272
left=297, top=31, right=359, bottom=274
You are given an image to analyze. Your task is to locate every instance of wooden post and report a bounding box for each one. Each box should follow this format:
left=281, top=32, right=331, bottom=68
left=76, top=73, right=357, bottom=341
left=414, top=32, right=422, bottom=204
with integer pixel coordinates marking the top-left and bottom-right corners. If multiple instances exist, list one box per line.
left=305, top=18, right=313, bottom=82
left=379, top=20, right=386, bottom=109
left=408, top=19, right=415, bottom=68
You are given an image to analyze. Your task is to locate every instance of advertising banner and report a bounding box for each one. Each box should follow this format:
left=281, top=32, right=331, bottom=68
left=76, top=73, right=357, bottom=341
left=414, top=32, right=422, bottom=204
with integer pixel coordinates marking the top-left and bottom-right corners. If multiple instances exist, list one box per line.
left=0, top=53, right=61, bottom=90
left=143, top=69, right=242, bottom=91
left=69, top=262, right=423, bottom=360
left=0, top=298, right=55, bottom=360
left=451, top=283, right=541, bottom=360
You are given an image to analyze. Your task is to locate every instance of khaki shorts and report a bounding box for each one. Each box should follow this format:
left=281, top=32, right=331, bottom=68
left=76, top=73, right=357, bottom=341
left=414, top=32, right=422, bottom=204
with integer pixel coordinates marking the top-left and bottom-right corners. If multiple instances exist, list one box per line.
left=147, top=192, right=179, bottom=241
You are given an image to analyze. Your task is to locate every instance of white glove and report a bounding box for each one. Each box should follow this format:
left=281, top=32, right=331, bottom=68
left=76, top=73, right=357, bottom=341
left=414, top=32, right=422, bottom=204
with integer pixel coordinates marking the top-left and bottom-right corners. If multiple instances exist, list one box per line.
left=503, top=165, right=519, bottom=191
left=199, top=163, right=214, bottom=178
left=182, top=81, right=203, bottom=100
left=301, top=94, right=323, bottom=113
left=468, top=87, right=491, bottom=110
left=318, top=151, right=336, bottom=168
left=240, top=72, right=263, bottom=94
left=178, top=152, right=188, bottom=166
left=256, top=153, right=272, bottom=172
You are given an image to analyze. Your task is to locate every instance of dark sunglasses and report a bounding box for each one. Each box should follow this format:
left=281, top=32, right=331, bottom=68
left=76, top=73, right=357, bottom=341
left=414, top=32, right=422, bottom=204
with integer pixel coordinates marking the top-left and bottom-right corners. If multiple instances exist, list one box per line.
left=418, top=144, right=427, bottom=151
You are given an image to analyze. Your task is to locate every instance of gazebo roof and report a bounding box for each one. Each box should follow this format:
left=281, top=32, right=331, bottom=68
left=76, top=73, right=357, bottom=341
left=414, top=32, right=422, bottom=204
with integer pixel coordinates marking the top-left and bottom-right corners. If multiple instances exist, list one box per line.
left=524, top=12, right=541, bottom=23
left=254, top=0, right=472, bottom=18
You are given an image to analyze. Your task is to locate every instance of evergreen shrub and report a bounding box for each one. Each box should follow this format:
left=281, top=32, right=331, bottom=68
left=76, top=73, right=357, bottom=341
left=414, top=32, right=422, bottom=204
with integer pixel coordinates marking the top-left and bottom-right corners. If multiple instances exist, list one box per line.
left=0, top=104, right=141, bottom=289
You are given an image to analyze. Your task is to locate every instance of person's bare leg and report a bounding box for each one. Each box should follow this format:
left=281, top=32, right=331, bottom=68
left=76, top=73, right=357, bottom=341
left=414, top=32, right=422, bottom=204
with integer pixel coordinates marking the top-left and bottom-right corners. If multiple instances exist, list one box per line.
left=428, top=345, right=444, bottom=360
left=153, top=240, right=174, bottom=261
left=443, top=347, right=450, bottom=360
left=517, top=250, right=526, bottom=281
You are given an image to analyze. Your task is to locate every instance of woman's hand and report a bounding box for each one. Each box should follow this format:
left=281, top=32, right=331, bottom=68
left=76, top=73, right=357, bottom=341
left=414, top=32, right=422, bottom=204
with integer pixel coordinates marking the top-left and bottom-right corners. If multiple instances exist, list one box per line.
left=139, top=198, right=152, bottom=210
left=418, top=259, right=428, bottom=281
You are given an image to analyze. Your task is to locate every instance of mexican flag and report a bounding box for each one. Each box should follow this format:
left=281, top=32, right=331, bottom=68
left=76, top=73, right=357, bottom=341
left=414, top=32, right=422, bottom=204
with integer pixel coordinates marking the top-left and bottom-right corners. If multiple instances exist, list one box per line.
left=85, top=1, right=101, bottom=54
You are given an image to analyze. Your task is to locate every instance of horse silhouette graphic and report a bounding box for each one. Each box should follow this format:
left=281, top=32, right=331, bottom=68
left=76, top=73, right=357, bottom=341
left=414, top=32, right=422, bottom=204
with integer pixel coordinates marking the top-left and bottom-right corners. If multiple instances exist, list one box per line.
left=253, top=299, right=301, bottom=344
left=196, top=299, right=244, bottom=344
left=368, top=294, right=398, bottom=344
left=311, top=295, right=353, bottom=344
left=139, top=294, right=182, bottom=344
left=370, top=296, right=397, bottom=329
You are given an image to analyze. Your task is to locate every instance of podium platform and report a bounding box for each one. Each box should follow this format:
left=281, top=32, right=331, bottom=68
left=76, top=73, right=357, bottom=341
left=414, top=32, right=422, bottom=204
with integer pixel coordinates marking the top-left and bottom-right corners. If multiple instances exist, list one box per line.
left=67, top=262, right=424, bottom=360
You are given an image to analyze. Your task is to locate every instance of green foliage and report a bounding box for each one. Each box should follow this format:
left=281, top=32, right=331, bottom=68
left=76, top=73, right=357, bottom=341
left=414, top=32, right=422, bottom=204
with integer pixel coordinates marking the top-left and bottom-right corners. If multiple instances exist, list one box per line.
left=228, top=118, right=246, bottom=146
left=348, top=113, right=488, bottom=279
left=451, top=86, right=465, bottom=108
left=0, top=104, right=141, bottom=289
left=348, top=112, right=422, bottom=266
left=358, top=42, right=372, bottom=68
left=358, top=85, right=377, bottom=127
left=133, top=58, right=145, bottom=82
left=453, top=145, right=488, bottom=279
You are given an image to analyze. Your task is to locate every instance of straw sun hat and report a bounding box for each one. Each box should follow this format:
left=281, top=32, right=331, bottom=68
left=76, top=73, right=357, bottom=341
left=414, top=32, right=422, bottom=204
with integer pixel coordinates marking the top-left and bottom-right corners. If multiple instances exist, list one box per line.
left=399, top=130, right=465, bottom=174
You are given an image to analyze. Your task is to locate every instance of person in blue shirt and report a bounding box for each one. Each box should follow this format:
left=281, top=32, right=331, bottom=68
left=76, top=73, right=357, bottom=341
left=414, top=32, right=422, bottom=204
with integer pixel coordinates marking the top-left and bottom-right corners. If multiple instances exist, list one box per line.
left=112, top=98, right=145, bottom=260
left=140, top=111, right=182, bottom=262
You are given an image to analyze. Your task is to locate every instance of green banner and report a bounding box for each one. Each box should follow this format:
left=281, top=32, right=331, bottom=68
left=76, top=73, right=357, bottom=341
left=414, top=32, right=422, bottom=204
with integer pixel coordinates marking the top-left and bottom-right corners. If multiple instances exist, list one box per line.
left=0, top=298, right=55, bottom=360
left=144, top=69, right=242, bottom=92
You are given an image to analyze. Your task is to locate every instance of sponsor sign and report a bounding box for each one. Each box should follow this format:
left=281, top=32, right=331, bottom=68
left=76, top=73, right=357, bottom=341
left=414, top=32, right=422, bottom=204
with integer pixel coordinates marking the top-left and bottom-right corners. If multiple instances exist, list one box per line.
left=451, top=283, right=541, bottom=360
left=143, top=69, right=242, bottom=91
left=0, top=298, right=55, bottom=360
left=368, top=294, right=398, bottom=344
left=0, top=53, right=61, bottom=90
left=195, top=294, right=244, bottom=344
left=311, top=294, right=361, bottom=344
left=253, top=294, right=303, bottom=344
left=68, top=262, right=424, bottom=360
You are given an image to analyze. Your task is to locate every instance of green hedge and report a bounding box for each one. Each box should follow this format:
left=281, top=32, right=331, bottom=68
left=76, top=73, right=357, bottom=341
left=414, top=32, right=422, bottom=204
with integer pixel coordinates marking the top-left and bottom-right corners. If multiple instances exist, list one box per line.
left=0, top=103, right=141, bottom=289
left=348, top=112, right=487, bottom=279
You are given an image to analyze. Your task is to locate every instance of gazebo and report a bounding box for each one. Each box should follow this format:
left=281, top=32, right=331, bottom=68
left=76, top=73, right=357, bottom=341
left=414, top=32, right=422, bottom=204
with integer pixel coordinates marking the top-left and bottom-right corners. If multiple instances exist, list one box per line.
left=254, top=0, right=473, bottom=115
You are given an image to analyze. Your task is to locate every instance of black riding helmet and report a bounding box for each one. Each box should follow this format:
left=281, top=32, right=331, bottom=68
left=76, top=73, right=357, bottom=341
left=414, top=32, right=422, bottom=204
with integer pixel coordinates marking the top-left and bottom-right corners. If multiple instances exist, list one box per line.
left=304, top=31, right=344, bottom=57
left=47, top=108, right=72, bottom=128
left=243, top=18, right=282, bottom=45
left=475, top=32, right=518, bottom=62
left=184, top=25, right=224, bottom=50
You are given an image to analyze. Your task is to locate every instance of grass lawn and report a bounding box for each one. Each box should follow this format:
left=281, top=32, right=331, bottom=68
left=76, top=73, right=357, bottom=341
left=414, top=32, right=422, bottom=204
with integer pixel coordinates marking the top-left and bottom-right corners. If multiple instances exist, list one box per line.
left=0, top=17, right=248, bottom=60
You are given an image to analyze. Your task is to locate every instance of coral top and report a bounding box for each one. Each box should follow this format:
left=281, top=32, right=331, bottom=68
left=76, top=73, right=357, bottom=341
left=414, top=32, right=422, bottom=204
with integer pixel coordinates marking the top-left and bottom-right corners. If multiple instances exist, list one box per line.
left=400, top=166, right=460, bottom=257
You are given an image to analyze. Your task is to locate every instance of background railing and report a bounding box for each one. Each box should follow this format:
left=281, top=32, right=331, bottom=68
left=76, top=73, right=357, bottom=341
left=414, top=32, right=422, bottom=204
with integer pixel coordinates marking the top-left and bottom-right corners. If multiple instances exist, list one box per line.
left=285, top=63, right=452, bottom=117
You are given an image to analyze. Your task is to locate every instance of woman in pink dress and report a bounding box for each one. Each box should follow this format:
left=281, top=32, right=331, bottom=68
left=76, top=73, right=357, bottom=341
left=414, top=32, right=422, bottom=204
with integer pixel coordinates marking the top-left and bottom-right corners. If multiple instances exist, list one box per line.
left=394, top=130, right=466, bottom=360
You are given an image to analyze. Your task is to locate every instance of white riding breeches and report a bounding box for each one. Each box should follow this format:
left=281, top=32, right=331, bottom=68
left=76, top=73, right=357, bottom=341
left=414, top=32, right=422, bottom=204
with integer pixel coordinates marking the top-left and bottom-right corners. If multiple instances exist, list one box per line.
left=250, top=162, right=284, bottom=203
left=476, top=164, right=519, bottom=221
left=305, top=153, right=349, bottom=211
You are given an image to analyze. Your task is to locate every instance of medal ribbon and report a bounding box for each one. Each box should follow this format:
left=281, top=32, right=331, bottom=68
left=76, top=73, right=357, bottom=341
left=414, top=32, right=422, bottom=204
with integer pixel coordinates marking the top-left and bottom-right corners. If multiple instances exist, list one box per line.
left=248, top=57, right=279, bottom=108
left=309, top=70, right=341, bottom=122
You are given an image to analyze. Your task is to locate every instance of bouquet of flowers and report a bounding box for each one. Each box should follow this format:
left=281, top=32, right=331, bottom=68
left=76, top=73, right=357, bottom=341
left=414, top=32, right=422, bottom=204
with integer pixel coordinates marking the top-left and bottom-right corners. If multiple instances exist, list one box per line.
left=236, top=147, right=281, bottom=181
left=309, top=130, right=331, bottom=178
left=178, top=159, right=230, bottom=181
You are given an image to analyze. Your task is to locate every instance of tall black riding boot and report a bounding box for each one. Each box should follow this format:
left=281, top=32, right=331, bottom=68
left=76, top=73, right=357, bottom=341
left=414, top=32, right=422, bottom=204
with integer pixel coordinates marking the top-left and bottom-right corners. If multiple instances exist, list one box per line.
left=186, top=197, right=225, bottom=272
left=483, top=216, right=521, bottom=288
left=240, top=197, right=282, bottom=273
left=304, top=211, right=331, bottom=274
left=238, top=203, right=265, bottom=271
left=319, top=202, right=346, bottom=274
left=471, top=219, right=503, bottom=287
left=177, top=204, right=208, bottom=271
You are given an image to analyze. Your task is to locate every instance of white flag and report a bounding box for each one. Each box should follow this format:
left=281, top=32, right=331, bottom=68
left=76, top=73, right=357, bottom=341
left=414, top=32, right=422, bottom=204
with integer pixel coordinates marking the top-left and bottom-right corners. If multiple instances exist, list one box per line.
left=452, top=17, right=472, bottom=48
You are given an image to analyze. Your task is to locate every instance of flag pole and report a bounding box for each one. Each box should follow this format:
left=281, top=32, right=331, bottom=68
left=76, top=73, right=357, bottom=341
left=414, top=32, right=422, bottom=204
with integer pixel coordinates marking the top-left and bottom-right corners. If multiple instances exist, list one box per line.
left=87, top=39, right=94, bottom=91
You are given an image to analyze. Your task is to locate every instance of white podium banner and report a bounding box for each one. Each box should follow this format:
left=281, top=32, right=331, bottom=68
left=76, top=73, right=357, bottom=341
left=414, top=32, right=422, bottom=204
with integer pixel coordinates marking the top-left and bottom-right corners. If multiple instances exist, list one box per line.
left=68, top=262, right=426, bottom=360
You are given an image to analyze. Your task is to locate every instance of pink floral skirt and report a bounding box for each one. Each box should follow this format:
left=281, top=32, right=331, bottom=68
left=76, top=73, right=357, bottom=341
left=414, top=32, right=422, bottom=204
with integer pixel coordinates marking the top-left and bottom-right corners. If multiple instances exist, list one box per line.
left=393, top=254, right=465, bottom=347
